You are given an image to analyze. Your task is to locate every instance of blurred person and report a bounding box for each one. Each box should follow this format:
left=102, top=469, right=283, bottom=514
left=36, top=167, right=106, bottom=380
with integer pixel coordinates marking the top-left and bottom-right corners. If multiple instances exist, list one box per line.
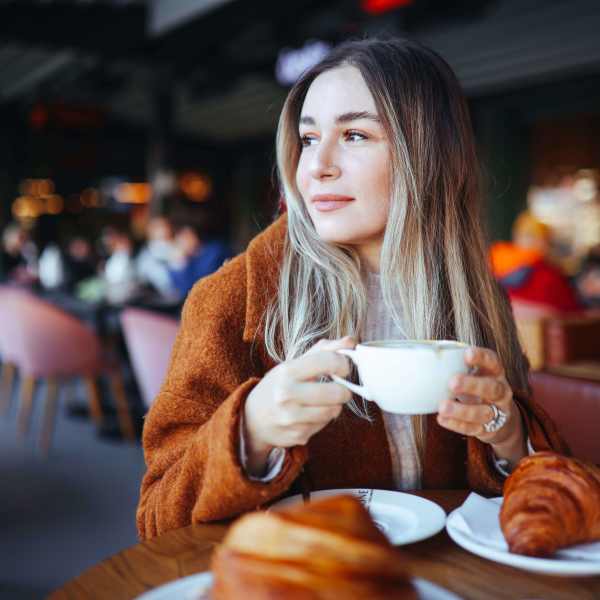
left=1, top=223, right=28, bottom=277
left=167, top=223, right=232, bottom=299
left=0, top=222, right=37, bottom=284
left=102, top=228, right=138, bottom=304
left=137, top=38, right=565, bottom=539
left=489, top=211, right=581, bottom=312
left=34, top=214, right=74, bottom=290
left=136, top=215, right=178, bottom=298
left=38, top=243, right=66, bottom=290
left=575, top=245, right=600, bottom=308
left=63, top=236, right=98, bottom=292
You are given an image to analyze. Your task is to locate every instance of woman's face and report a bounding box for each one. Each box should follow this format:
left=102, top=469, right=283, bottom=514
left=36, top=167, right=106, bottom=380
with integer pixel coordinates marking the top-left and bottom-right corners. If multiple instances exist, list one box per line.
left=295, top=65, right=391, bottom=269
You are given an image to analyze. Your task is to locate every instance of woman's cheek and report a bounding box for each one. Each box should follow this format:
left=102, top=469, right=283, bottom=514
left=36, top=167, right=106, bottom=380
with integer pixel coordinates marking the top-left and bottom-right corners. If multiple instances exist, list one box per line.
left=296, top=155, right=312, bottom=190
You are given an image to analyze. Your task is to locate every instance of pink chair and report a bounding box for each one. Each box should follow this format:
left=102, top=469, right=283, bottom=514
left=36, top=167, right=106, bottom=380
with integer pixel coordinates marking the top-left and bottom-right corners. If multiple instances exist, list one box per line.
left=0, top=286, right=30, bottom=414
left=0, top=291, right=136, bottom=453
left=120, top=308, right=179, bottom=410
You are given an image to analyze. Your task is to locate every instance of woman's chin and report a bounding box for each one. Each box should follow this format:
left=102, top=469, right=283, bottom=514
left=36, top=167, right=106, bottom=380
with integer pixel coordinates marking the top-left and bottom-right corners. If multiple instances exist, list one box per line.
left=314, top=228, right=359, bottom=247
left=312, top=222, right=372, bottom=246
left=310, top=214, right=350, bottom=237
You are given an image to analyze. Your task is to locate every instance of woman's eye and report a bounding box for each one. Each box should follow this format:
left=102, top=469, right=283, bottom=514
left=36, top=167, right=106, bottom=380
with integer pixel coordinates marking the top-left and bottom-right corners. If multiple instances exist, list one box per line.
left=300, top=134, right=317, bottom=147
left=346, top=130, right=367, bottom=142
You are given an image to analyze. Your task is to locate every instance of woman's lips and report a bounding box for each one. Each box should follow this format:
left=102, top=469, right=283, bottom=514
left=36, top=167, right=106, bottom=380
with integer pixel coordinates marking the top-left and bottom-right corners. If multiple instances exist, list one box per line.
left=311, top=194, right=354, bottom=212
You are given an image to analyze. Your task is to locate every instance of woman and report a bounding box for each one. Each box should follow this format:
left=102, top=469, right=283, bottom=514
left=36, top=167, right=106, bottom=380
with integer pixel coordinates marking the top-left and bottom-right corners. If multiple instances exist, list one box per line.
left=137, top=38, right=566, bottom=540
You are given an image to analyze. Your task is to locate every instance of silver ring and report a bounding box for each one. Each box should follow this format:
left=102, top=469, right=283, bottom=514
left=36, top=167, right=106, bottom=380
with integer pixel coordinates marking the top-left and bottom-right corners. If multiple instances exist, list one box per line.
left=483, top=403, right=507, bottom=433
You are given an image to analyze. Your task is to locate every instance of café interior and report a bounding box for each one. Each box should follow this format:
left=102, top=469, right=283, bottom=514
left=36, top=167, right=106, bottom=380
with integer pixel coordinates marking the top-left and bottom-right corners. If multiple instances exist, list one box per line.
left=1, top=1, right=600, bottom=599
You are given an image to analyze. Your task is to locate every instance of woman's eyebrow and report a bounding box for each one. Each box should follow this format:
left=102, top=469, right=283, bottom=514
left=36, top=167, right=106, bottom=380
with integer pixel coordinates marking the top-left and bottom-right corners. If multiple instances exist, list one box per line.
left=336, top=111, right=381, bottom=124
left=299, top=111, right=381, bottom=126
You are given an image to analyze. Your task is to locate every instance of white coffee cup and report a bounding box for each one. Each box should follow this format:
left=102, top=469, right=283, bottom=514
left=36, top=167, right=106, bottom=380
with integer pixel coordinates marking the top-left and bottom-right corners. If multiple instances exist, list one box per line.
left=331, top=339, right=469, bottom=415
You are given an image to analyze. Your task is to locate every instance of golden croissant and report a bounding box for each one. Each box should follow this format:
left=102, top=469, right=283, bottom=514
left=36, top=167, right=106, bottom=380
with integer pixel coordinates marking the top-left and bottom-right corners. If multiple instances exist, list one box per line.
left=210, top=494, right=416, bottom=599
left=500, top=452, right=600, bottom=557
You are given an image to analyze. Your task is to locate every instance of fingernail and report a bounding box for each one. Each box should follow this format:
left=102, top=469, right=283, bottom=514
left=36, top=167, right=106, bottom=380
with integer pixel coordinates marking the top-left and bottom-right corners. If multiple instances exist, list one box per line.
left=466, top=348, right=475, bottom=361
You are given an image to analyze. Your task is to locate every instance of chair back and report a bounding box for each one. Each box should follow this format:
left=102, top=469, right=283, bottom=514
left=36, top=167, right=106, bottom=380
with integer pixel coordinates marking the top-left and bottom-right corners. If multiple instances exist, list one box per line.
left=0, top=291, right=102, bottom=377
left=120, top=308, right=179, bottom=410
left=0, top=286, right=31, bottom=361
left=511, top=300, right=560, bottom=370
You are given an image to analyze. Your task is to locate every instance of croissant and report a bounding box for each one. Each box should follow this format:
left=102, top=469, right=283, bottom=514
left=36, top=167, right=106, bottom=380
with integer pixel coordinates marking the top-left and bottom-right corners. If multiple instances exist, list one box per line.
left=500, top=452, right=600, bottom=557
left=210, top=494, right=416, bottom=599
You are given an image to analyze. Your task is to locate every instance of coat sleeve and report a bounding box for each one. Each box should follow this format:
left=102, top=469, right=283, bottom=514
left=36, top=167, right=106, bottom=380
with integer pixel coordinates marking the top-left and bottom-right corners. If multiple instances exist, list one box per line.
left=466, top=386, right=570, bottom=495
left=136, top=255, right=307, bottom=540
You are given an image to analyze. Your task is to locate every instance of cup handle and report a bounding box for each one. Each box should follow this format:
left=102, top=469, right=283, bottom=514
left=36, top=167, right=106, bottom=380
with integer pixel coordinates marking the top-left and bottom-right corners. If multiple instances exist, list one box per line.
left=331, top=348, right=372, bottom=401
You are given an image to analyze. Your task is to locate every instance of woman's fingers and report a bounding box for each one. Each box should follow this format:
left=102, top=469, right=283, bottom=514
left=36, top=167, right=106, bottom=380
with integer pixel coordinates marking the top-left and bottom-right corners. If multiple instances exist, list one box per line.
left=306, top=336, right=357, bottom=356
left=256, top=338, right=356, bottom=441
left=296, top=381, right=352, bottom=406
left=438, top=397, right=495, bottom=425
left=435, top=346, right=524, bottom=446
left=283, top=403, right=343, bottom=427
left=449, top=373, right=510, bottom=404
left=244, top=337, right=357, bottom=454
left=465, top=347, right=504, bottom=377
left=436, top=415, right=485, bottom=437
left=287, top=349, right=352, bottom=382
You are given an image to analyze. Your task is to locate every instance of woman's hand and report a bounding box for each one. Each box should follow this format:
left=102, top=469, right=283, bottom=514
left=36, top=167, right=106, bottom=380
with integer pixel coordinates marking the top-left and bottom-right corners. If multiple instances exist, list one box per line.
left=243, top=337, right=356, bottom=475
left=437, top=347, right=527, bottom=469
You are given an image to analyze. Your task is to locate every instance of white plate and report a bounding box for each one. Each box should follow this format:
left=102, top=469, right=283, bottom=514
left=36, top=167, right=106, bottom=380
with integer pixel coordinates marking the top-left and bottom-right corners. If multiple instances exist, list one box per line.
left=446, top=501, right=600, bottom=576
left=134, top=571, right=462, bottom=600
left=270, top=488, right=446, bottom=545
left=134, top=572, right=212, bottom=600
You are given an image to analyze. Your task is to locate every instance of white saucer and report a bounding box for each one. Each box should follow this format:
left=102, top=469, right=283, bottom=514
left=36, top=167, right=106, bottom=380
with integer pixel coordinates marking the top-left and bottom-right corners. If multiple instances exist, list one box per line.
left=446, top=499, right=600, bottom=576
left=270, top=488, right=446, bottom=545
left=134, top=571, right=462, bottom=600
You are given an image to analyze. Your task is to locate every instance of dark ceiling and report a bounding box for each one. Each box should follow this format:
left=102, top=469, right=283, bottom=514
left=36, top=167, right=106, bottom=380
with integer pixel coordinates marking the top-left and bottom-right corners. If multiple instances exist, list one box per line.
left=1, top=0, right=600, bottom=143
left=0, top=0, right=499, bottom=142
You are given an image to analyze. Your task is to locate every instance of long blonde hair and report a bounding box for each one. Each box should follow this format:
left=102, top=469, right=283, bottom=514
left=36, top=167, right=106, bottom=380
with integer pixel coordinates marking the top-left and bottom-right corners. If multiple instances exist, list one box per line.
left=264, top=38, right=529, bottom=457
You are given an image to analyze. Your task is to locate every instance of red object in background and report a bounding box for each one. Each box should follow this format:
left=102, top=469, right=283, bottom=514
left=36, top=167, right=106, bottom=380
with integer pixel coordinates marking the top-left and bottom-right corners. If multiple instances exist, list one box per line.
left=507, top=261, right=582, bottom=313
left=29, top=102, right=105, bottom=130
left=361, top=0, right=413, bottom=15
left=490, top=241, right=582, bottom=313
left=29, top=103, right=49, bottom=130
left=53, top=103, right=105, bottom=129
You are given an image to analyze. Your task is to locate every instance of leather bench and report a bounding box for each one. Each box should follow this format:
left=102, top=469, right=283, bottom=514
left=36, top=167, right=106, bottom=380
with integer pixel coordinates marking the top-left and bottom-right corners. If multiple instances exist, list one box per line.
left=529, top=370, right=600, bottom=465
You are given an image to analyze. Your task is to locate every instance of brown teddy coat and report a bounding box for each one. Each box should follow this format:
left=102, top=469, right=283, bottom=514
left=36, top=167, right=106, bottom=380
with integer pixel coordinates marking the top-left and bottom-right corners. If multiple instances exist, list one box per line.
left=137, top=215, right=567, bottom=540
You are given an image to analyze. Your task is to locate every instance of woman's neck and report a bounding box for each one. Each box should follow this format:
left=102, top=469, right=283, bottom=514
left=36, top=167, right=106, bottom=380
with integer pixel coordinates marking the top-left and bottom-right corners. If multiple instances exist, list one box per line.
left=357, top=240, right=382, bottom=274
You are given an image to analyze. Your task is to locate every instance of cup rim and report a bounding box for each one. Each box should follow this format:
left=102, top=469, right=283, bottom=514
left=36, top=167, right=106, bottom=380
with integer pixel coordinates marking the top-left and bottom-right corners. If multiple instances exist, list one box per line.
left=359, top=339, right=468, bottom=350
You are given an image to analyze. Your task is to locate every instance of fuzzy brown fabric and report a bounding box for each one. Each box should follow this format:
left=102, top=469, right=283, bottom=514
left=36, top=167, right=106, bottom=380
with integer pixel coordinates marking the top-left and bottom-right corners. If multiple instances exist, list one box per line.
left=137, top=214, right=568, bottom=540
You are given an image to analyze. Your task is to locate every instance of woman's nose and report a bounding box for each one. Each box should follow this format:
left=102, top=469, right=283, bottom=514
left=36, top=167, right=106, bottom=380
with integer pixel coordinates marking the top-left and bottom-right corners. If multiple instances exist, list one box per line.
left=309, top=140, right=341, bottom=180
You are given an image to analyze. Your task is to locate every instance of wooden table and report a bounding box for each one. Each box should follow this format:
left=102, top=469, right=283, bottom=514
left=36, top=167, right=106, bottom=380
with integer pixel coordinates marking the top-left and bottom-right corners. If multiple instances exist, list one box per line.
left=49, top=490, right=600, bottom=600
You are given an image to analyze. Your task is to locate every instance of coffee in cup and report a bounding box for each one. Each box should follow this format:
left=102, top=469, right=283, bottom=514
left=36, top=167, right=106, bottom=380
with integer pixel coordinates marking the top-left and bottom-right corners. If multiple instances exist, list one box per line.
left=331, top=339, right=469, bottom=415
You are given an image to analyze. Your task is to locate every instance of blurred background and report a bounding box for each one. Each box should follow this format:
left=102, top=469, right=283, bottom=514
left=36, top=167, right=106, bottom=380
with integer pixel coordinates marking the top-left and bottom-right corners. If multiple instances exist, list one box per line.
left=1, top=1, right=600, bottom=598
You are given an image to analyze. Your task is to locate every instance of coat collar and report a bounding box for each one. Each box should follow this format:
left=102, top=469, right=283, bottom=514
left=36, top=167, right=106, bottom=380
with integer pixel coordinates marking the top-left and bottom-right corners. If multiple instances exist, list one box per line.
left=242, top=213, right=287, bottom=348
